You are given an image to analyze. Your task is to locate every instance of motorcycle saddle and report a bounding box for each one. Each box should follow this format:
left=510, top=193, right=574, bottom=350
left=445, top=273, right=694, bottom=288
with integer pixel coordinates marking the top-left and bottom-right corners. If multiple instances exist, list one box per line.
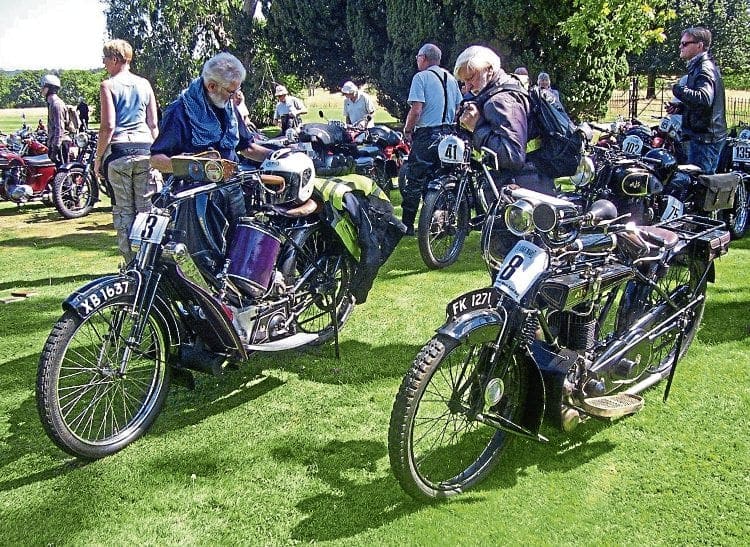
left=25, top=155, right=55, bottom=167
left=619, top=226, right=679, bottom=259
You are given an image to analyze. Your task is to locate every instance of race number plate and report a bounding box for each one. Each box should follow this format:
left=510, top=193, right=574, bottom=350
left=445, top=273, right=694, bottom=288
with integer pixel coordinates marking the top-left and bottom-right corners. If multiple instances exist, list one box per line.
left=621, top=135, right=644, bottom=156
left=660, top=195, right=685, bottom=222
left=445, top=288, right=500, bottom=320
left=493, top=240, right=548, bottom=302
left=732, top=143, right=750, bottom=164
left=658, top=117, right=671, bottom=133
left=129, top=212, right=170, bottom=245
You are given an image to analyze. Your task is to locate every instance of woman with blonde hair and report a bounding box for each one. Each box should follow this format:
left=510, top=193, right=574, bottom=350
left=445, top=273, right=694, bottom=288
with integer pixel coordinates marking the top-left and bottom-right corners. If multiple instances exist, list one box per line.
left=94, top=39, right=159, bottom=262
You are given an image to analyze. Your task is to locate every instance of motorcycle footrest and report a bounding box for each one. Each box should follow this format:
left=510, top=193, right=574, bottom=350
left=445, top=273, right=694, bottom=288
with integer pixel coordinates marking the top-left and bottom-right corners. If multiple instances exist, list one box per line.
left=581, top=393, right=644, bottom=419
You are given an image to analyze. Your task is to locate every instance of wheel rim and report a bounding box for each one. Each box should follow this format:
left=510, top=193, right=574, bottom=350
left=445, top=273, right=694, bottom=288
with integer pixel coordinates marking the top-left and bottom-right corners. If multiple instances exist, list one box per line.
left=409, top=344, right=522, bottom=492
left=55, top=302, right=166, bottom=446
left=426, top=191, right=466, bottom=264
left=729, top=182, right=748, bottom=234
left=59, top=171, right=92, bottom=212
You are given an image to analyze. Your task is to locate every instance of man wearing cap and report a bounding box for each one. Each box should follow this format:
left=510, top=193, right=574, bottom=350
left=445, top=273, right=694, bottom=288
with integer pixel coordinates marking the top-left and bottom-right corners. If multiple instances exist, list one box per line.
left=400, top=43, right=462, bottom=235
left=273, top=84, right=307, bottom=134
left=341, top=81, right=375, bottom=128
left=41, top=74, right=66, bottom=166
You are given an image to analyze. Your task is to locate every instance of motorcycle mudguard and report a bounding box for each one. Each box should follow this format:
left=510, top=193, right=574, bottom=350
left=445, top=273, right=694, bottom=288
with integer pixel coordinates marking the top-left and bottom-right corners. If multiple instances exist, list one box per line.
left=57, top=161, right=86, bottom=172
left=425, top=173, right=458, bottom=192
left=63, top=274, right=180, bottom=349
left=436, top=308, right=546, bottom=437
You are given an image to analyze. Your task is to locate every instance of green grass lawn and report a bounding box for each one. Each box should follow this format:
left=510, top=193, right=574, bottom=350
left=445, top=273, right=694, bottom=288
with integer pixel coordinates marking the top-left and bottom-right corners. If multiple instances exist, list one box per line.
left=0, top=181, right=748, bottom=544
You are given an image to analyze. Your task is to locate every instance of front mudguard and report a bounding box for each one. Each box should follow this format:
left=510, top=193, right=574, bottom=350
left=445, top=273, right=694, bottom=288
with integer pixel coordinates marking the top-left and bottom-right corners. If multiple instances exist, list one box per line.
left=436, top=308, right=546, bottom=439
left=63, top=273, right=180, bottom=352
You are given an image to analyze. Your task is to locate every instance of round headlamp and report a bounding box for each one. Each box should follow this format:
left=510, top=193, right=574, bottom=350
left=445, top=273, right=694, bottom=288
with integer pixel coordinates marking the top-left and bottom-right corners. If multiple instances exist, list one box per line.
left=74, top=132, right=89, bottom=148
left=504, top=199, right=535, bottom=236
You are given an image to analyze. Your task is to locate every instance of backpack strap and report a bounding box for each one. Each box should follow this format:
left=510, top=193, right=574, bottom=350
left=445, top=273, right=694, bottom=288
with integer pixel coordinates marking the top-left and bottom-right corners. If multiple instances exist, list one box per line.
left=426, top=68, right=449, bottom=124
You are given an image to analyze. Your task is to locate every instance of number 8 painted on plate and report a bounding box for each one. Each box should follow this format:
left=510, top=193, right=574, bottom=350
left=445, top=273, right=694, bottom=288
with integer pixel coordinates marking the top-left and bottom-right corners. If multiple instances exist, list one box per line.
left=498, top=254, right=524, bottom=281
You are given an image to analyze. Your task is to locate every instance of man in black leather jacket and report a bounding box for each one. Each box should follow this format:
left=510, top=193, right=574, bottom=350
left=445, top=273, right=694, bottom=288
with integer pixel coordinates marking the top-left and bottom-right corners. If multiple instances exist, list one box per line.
left=667, top=27, right=727, bottom=174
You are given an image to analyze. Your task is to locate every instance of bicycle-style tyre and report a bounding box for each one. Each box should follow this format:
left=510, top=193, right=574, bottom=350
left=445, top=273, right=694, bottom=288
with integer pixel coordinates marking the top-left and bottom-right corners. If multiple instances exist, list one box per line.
left=52, top=167, right=98, bottom=219
left=388, top=334, right=528, bottom=501
left=36, top=297, right=171, bottom=459
left=417, top=187, right=470, bottom=269
left=722, top=180, right=748, bottom=240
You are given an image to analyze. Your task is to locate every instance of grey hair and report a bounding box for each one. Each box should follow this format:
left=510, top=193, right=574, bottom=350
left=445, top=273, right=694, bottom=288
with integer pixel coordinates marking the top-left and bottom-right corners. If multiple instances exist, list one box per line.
left=202, top=52, right=246, bottom=86
left=537, top=72, right=551, bottom=83
left=453, top=45, right=501, bottom=79
left=418, top=43, right=442, bottom=64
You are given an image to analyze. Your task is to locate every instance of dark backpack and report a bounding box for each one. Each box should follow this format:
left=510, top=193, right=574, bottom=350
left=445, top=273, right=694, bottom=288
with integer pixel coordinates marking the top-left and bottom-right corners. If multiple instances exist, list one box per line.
left=474, top=78, right=583, bottom=179
left=526, top=85, right=583, bottom=178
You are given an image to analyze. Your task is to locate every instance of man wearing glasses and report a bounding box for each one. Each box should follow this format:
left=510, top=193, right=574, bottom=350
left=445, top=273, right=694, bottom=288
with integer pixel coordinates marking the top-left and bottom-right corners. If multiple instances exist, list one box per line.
left=151, top=52, right=272, bottom=238
left=667, top=27, right=727, bottom=174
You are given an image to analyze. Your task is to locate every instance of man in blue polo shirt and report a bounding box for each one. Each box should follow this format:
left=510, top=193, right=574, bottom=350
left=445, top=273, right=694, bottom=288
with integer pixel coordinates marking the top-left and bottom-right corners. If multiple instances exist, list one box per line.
left=400, top=43, right=462, bottom=235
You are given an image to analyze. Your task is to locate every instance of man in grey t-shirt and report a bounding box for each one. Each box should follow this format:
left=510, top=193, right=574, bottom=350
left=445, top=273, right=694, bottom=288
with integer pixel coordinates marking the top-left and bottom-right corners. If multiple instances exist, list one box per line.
left=400, top=43, right=462, bottom=235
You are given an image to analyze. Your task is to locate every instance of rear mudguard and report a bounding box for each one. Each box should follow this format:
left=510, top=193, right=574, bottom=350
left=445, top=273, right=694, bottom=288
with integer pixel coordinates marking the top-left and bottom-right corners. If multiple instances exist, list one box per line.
left=425, top=172, right=458, bottom=193
left=436, top=308, right=546, bottom=439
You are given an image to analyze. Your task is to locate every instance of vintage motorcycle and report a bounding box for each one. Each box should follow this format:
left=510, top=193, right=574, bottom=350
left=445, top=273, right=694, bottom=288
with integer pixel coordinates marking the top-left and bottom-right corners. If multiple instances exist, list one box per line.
left=0, top=129, right=99, bottom=218
left=364, top=125, right=410, bottom=194
left=388, top=186, right=729, bottom=500
left=36, top=150, right=362, bottom=460
left=416, top=131, right=501, bottom=269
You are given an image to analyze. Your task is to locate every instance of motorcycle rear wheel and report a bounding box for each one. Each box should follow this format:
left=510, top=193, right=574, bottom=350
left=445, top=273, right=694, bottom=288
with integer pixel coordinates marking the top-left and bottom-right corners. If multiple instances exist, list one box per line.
left=388, top=334, right=528, bottom=501
left=417, top=187, right=470, bottom=269
left=617, top=257, right=707, bottom=375
left=36, top=297, right=171, bottom=459
left=721, top=180, right=748, bottom=240
left=53, top=167, right=98, bottom=219
left=282, top=225, right=355, bottom=344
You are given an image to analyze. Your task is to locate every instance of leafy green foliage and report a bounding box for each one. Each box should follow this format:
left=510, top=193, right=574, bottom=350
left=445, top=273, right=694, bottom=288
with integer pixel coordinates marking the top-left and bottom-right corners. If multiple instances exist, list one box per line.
left=0, top=70, right=104, bottom=117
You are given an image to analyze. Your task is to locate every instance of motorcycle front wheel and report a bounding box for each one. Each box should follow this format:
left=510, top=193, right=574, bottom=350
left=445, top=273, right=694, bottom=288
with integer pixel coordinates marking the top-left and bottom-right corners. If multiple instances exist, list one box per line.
left=36, top=296, right=171, bottom=459
left=282, top=225, right=355, bottom=344
left=52, top=167, right=98, bottom=219
left=417, top=186, right=470, bottom=269
left=721, top=180, right=748, bottom=240
left=388, top=334, right=528, bottom=501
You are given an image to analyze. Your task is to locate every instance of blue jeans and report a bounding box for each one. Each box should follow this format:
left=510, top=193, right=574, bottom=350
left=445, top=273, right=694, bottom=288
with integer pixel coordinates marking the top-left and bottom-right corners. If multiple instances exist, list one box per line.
left=687, top=139, right=725, bottom=174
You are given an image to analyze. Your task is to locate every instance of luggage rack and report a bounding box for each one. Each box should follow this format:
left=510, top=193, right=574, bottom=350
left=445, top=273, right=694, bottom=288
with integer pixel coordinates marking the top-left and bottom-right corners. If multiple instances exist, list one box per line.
left=657, top=215, right=726, bottom=242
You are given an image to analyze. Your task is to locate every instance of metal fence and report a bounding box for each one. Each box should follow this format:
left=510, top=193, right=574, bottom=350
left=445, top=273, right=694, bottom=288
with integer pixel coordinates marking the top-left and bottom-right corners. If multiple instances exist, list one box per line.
left=607, top=76, right=750, bottom=127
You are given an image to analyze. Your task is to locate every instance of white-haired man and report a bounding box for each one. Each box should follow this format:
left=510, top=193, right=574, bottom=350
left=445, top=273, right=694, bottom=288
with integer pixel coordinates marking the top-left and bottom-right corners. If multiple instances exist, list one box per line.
left=341, top=81, right=375, bottom=128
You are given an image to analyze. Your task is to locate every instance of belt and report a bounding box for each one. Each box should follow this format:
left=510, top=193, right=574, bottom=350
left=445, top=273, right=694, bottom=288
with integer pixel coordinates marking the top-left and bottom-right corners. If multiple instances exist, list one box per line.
left=415, top=124, right=454, bottom=133
left=526, top=137, right=542, bottom=153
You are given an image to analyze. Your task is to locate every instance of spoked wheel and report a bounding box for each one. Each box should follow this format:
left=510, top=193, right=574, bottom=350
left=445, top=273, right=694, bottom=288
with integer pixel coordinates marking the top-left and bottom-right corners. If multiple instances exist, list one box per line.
left=617, top=257, right=707, bottom=375
left=417, top=187, right=470, bottom=269
left=53, top=168, right=98, bottom=219
left=388, top=334, right=528, bottom=501
left=283, top=225, right=355, bottom=343
left=722, top=180, right=748, bottom=240
left=36, top=297, right=170, bottom=459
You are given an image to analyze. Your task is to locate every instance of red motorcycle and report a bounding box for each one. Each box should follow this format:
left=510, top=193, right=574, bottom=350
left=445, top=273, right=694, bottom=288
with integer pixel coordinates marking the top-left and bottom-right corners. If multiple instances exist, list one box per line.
left=0, top=130, right=99, bottom=218
left=365, top=125, right=410, bottom=194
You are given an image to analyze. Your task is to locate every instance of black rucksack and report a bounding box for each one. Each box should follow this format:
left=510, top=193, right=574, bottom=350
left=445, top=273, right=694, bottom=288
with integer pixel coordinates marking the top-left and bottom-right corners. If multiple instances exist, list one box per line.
left=474, top=78, right=583, bottom=179
left=525, top=85, right=583, bottom=178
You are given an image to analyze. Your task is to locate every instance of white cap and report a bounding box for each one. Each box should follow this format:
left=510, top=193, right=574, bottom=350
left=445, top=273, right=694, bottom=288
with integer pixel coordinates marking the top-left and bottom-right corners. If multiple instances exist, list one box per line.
left=341, top=81, right=357, bottom=94
left=274, top=85, right=288, bottom=96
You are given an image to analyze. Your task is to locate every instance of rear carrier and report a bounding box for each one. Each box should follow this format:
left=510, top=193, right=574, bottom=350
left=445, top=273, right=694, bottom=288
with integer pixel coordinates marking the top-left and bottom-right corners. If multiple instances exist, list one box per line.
left=657, top=215, right=731, bottom=261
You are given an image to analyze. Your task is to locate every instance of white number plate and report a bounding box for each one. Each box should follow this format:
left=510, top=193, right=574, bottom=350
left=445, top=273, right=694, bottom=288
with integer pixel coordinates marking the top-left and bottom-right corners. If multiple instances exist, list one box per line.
left=659, top=117, right=671, bottom=132
left=660, top=195, right=685, bottom=222
left=129, top=212, right=169, bottom=244
left=621, top=135, right=644, bottom=156
left=732, top=143, right=750, bottom=164
left=493, top=240, right=548, bottom=302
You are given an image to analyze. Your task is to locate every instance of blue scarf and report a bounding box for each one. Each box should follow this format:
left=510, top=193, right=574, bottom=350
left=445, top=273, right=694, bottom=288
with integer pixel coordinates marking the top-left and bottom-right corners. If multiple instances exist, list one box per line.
left=180, top=77, right=239, bottom=151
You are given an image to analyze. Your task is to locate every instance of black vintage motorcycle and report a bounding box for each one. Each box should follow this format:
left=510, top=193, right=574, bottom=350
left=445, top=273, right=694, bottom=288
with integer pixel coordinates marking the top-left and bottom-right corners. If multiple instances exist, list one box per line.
left=388, top=186, right=729, bottom=500
left=416, top=132, right=501, bottom=269
left=52, top=129, right=103, bottom=218
left=36, top=150, right=360, bottom=460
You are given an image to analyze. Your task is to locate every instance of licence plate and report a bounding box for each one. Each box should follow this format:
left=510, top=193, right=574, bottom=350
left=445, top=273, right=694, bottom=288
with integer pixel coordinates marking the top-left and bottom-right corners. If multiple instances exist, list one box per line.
left=732, top=143, right=750, bottom=164
left=445, top=288, right=500, bottom=320
left=129, top=212, right=170, bottom=244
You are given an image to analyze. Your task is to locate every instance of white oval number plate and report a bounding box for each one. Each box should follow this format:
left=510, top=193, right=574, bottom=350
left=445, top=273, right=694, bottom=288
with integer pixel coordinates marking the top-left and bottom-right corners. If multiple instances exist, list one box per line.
left=621, top=135, right=644, bottom=156
left=493, top=240, right=549, bottom=302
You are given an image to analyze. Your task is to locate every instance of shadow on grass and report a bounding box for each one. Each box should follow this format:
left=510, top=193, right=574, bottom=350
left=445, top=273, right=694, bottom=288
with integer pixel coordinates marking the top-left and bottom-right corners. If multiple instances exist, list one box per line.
left=699, top=295, right=750, bottom=344
left=0, top=274, right=104, bottom=293
left=0, top=231, right=119, bottom=254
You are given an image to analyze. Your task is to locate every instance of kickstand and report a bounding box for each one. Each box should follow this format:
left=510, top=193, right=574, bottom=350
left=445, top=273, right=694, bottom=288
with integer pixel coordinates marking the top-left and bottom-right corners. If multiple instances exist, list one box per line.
left=331, top=302, right=340, bottom=359
left=663, top=326, right=686, bottom=402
